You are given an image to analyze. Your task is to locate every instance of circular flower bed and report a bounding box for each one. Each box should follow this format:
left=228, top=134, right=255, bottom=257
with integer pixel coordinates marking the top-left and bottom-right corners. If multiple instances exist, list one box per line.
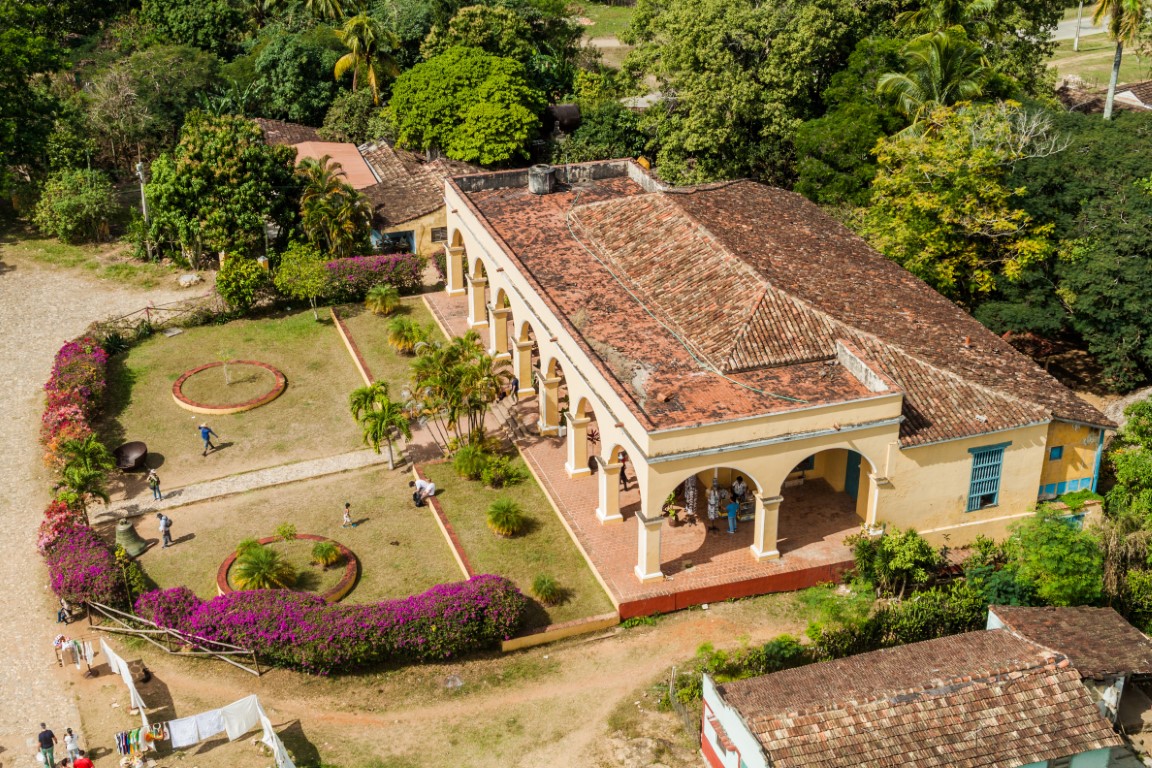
left=217, top=534, right=358, bottom=603
left=172, top=360, right=286, bottom=415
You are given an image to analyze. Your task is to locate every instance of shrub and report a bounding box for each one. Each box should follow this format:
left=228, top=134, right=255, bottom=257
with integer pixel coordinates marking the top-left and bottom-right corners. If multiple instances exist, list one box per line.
left=216, top=255, right=270, bottom=312
left=365, top=283, right=401, bottom=316
left=532, top=574, right=562, bottom=606
left=847, top=526, right=942, bottom=599
left=453, top=444, right=489, bottom=480
left=232, top=546, right=297, bottom=590
left=481, top=455, right=527, bottom=488
left=668, top=635, right=814, bottom=704
left=311, top=541, right=342, bottom=568
left=487, top=498, right=527, bottom=537
left=275, top=523, right=298, bottom=541
left=44, top=523, right=125, bottom=607
left=386, top=316, right=432, bottom=355
left=115, top=545, right=151, bottom=603
left=325, top=253, right=426, bottom=302
left=136, top=574, right=528, bottom=673
left=37, top=498, right=87, bottom=554
left=236, top=537, right=262, bottom=556
left=32, top=168, right=118, bottom=243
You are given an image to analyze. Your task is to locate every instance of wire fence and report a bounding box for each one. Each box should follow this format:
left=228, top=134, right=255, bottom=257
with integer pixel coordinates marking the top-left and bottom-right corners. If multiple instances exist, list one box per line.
left=86, top=292, right=219, bottom=340
left=668, top=666, right=702, bottom=739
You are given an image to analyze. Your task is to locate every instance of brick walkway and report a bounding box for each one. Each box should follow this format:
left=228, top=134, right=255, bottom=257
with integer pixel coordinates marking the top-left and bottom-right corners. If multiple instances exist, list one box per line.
left=96, top=448, right=394, bottom=520
left=425, top=288, right=858, bottom=616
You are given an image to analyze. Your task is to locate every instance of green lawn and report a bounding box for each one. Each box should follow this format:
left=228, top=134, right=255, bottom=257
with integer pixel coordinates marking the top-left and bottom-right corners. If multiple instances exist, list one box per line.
left=423, top=459, right=616, bottom=630
left=135, top=466, right=464, bottom=603
left=99, top=309, right=364, bottom=492
left=336, top=298, right=445, bottom=396
left=577, top=2, right=635, bottom=39
left=1050, top=35, right=1149, bottom=88
left=0, top=224, right=177, bottom=289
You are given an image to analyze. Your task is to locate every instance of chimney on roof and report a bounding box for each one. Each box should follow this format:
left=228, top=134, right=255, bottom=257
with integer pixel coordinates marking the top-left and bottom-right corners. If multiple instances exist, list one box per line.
left=528, top=164, right=555, bottom=195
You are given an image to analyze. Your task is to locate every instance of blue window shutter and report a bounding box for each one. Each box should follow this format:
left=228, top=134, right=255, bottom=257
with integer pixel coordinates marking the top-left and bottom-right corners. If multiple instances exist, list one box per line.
left=1049, top=446, right=1064, bottom=461
left=968, top=444, right=1007, bottom=512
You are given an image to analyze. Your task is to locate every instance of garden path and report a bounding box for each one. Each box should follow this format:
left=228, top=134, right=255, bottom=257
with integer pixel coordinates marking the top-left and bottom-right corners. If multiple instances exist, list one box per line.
left=98, top=447, right=394, bottom=521
left=0, top=248, right=187, bottom=759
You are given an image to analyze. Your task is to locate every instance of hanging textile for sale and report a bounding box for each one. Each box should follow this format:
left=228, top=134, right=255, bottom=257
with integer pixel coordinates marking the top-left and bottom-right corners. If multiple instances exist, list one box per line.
left=258, top=709, right=296, bottom=768
left=167, top=716, right=199, bottom=749
left=193, top=708, right=225, bottom=740
left=222, top=695, right=262, bottom=741
left=99, top=638, right=149, bottom=727
left=166, top=696, right=294, bottom=768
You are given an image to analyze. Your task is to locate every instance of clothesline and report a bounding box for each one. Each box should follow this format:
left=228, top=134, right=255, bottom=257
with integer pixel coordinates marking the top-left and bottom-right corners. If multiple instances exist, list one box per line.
left=100, top=638, right=149, bottom=728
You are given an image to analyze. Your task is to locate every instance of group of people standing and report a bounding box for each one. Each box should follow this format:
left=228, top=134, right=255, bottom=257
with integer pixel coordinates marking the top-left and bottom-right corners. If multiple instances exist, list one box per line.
left=37, top=724, right=92, bottom=768
left=706, top=475, right=748, bottom=534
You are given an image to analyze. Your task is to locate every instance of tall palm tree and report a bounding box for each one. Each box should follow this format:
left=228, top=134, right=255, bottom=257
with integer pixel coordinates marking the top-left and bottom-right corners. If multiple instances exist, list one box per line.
left=297, top=155, right=371, bottom=258
left=877, top=29, right=991, bottom=129
left=358, top=395, right=412, bottom=469
left=305, top=0, right=343, bottom=21
left=895, top=0, right=998, bottom=34
left=335, top=13, right=400, bottom=105
left=1095, top=0, right=1149, bottom=120
left=329, top=192, right=372, bottom=259
left=349, top=381, right=390, bottom=420
left=59, top=434, right=115, bottom=522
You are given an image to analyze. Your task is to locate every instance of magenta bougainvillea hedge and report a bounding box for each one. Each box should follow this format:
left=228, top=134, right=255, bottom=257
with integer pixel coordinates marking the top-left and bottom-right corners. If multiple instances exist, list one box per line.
left=325, top=253, right=425, bottom=301
left=135, top=575, right=528, bottom=673
left=46, top=523, right=125, bottom=606
left=41, top=336, right=108, bottom=468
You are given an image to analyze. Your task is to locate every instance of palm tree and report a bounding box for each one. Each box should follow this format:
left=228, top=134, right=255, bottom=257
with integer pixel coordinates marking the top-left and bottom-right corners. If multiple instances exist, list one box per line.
left=232, top=546, right=297, bottom=590
left=365, top=283, right=400, bottom=315
left=59, top=435, right=115, bottom=522
left=305, top=0, right=343, bottom=21
left=877, top=29, right=990, bottom=129
left=387, top=316, right=431, bottom=355
left=335, top=13, right=400, bottom=105
left=329, top=192, right=372, bottom=258
left=358, top=395, right=412, bottom=469
left=895, top=0, right=998, bottom=34
left=349, top=380, right=390, bottom=420
left=297, top=155, right=372, bottom=258
left=1095, top=0, right=1149, bottom=120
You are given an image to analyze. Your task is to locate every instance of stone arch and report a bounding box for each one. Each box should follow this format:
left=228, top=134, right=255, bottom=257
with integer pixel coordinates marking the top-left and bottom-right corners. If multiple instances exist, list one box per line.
left=537, top=356, right=566, bottom=436
left=773, top=447, right=878, bottom=554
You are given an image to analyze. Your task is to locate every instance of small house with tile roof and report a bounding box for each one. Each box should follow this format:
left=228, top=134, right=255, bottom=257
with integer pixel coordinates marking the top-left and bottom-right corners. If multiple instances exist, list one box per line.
left=253, top=118, right=480, bottom=256
left=440, top=160, right=1113, bottom=587
left=701, top=629, right=1126, bottom=768
left=990, top=605, right=1152, bottom=731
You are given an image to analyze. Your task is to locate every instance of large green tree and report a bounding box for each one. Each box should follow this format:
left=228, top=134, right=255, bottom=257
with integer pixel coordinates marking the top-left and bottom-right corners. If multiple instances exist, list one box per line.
left=140, top=0, right=247, bottom=57
left=387, top=46, right=544, bottom=164
left=1006, top=506, right=1104, bottom=607
left=297, top=154, right=372, bottom=258
left=145, top=112, right=299, bottom=265
left=877, top=29, right=992, bottom=129
left=1095, top=0, right=1151, bottom=120
left=0, top=2, right=62, bottom=194
left=862, top=102, right=1060, bottom=306
left=421, top=5, right=535, bottom=62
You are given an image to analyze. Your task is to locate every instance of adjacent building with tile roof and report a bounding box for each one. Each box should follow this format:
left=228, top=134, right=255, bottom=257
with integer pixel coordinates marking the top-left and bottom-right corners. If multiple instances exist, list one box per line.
left=441, top=160, right=1112, bottom=584
left=701, top=629, right=1125, bottom=768
left=252, top=119, right=480, bottom=256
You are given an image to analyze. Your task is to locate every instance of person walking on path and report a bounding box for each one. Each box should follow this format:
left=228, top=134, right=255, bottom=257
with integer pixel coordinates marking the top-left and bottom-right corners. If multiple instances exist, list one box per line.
left=726, top=498, right=740, bottom=534
left=72, top=752, right=93, bottom=768
left=63, top=728, right=80, bottom=762
left=198, top=423, right=219, bottom=456
left=342, top=502, right=354, bottom=528
left=146, top=469, right=163, bottom=501
left=38, top=723, right=57, bottom=767
left=156, top=512, right=173, bottom=548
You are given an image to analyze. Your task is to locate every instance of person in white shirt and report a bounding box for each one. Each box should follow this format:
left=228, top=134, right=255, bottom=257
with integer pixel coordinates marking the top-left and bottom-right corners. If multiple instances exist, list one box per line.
left=409, top=478, right=436, bottom=505
left=732, top=476, right=748, bottom=503
left=64, top=728, right=81, bottom=762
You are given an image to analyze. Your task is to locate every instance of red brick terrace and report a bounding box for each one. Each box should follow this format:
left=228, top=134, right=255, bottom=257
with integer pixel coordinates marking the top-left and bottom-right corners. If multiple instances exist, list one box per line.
left=424, top=291, right=858, bottom=618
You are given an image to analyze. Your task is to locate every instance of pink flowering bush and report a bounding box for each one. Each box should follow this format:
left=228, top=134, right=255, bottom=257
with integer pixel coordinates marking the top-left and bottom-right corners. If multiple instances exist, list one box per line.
left=45, top=523, right=125, bottom=606
left=325, top=253, right=425, bottom=301
left=41, top=337, right=108, bottom=466
left=136, top=575, right=528, bottom=673
left=37, top=499, right=87, bottom=554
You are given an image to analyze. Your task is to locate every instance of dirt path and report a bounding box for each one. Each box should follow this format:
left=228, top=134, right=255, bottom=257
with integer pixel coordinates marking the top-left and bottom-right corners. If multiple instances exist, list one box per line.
left=0, top=246, right=186, bottom=762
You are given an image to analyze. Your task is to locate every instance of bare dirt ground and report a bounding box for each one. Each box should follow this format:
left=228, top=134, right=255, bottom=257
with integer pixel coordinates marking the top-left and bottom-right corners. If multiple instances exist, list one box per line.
left=0, top=243, right=187, bottom=767
left=76, top=595, right=808, bottom=768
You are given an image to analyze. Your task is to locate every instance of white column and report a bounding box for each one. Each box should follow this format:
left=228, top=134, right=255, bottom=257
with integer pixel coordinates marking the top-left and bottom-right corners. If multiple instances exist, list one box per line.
left=595, top=457, right=623, bottom=524
left=866, top=473, right=890, bottom=531
left=513, top=340, right=536, bottom=398
left=489, top=307, right=511, bottom=359
left=467, top=276, right=488, bottom=328
left=564, top=413, right=592, bottom=478
left=538, top=376, right=561, bottom=436
left=634, top=508, right=664, bottom=583
left=445, top=245, right=465, bottom=296
left=750, top=493, right=782, bottom=562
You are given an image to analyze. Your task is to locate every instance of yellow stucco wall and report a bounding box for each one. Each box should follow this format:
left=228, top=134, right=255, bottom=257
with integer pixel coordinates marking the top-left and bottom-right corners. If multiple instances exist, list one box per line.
left=380, top=207, right=447, bottom=258
left=1038, top=421, right=1100, bottom=498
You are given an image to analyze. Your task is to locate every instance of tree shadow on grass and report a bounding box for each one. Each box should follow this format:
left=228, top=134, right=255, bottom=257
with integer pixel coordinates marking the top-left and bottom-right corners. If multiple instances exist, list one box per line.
left=276, top=719, right=321, bottom=768
left=99, top=355, right=138, bottom=449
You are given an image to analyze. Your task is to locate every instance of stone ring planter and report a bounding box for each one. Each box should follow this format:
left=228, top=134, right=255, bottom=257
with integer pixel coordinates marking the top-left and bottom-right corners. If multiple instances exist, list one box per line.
left=172, top=360, right=286, bottom=415
left=217, top=533, right=359, bottom=603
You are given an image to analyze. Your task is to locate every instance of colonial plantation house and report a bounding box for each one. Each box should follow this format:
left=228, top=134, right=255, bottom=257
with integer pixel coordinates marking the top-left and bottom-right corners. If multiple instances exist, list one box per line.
left=255, top=118, right=478, bottom=256
left=700, top=628, right=1130, bottom=768
left=437, top=159, right=1113, bottom=600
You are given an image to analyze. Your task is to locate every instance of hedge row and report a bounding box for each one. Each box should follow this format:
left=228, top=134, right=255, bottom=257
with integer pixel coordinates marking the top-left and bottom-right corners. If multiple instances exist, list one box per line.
left=325, top=253, right=425, bottom=302
left=136, top=575, right=528, bottom=674
left=41, top=337, right=108, bottom=469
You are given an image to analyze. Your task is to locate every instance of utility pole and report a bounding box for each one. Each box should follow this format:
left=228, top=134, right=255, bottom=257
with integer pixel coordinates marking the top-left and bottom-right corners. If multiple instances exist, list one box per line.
left=1074, top=1, right=1085, bottom=52
left=134, top=161, right=148, bottom=222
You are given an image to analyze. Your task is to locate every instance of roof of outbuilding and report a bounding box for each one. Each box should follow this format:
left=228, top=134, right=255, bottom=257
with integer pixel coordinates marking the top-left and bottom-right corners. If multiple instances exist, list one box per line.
left=716, top=630, right=1122, bottom=768
left=992, top=605, right=1152, bottom=680
left=360, top=141, right=480, bottom=226
left=454, top=164, right=1111, bottom=441
left=253, top=118, right=322, bottom=146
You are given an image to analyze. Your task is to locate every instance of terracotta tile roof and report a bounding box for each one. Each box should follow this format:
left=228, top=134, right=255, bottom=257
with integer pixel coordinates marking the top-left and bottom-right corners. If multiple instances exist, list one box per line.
left=360, top=142, right=480, bottom=226
left=253, top=118, right=321, bottom=146
left=717, top=630, right=1122, bottom=768
left=454, top=164, right=1111, bottom=439
left=291, top=141, right=378, bottom=189
left=993, top=605, right=1152, bottom=680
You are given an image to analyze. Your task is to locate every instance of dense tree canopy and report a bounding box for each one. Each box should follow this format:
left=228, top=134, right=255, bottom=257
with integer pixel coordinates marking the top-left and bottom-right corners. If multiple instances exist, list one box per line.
left=387, top=46, right=544, bottom=164
left=0, top=2, right=62, bottom=193
left=145, top=112, right=299, bottom=265
left=140, top=0, right=247, bottom=58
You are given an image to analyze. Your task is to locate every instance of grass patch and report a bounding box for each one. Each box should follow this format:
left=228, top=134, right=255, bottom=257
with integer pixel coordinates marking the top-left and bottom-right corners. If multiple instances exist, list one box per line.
left=423, top=458, right=615, bottom=629
left=336, top=299, right=445, bottom=395
left=0, top=225, right=176, bottom=289
left=794, top=580, right=875, bottom=627
left=134, top=466, right=463, bottom=602
left=180, top=363, right=279, bottom=406
left=575, top=2, right=635, bottom=39
left=1049, top=35, right=1150, bottom=88
left=98, top=309, right=364, bottom=492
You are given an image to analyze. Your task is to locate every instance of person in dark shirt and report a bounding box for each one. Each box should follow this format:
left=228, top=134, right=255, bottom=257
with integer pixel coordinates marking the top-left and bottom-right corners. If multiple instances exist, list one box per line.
left=38, top=723, right=57, bottom=767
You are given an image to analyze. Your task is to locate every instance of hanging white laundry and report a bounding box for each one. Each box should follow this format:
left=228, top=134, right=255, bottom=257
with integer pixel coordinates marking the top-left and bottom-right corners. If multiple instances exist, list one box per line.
left=72, top=641, right=82, bottom=670
left=84, top=640, right=94, bottom=665
left=194, top=709, right=226, bottom=740
left=101, top=638, right=121, bottom=675
left=167, top=717, right=200, bottom=749
left=222, top=695, right=262, bottom=741
left=99, top=638, right=148, bottom=726
left=258, top=711, right=296, bottom=768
